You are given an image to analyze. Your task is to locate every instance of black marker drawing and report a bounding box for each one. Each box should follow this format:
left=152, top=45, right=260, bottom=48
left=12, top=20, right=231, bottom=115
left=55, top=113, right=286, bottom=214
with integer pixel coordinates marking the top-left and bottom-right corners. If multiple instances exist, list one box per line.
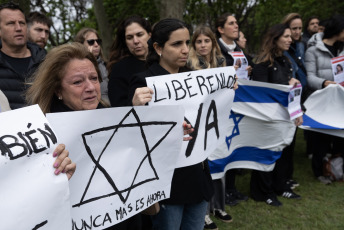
left=32, top=220, right=48, bottom=230
left=73, top=108, right=177, bottom=207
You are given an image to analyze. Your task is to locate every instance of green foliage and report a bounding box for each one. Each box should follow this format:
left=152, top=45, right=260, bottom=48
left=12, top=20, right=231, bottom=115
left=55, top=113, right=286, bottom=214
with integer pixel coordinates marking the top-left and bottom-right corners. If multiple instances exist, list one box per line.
left=103, top=0, right=159, bottom=35
left=184, top=0, right=344, bottom=54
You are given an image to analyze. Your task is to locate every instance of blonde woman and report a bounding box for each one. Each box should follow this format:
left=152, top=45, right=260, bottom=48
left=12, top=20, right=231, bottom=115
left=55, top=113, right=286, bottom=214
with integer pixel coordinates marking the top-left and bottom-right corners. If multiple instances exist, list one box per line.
left=187, top=25, right=225, bottom=70
left=188, top=26, right=233, bottom=230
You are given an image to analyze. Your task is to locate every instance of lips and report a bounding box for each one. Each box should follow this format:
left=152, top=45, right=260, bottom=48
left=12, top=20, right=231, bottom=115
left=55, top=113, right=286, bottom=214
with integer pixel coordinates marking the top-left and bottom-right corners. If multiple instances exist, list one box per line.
left=84, top=95, right=98, bottom=101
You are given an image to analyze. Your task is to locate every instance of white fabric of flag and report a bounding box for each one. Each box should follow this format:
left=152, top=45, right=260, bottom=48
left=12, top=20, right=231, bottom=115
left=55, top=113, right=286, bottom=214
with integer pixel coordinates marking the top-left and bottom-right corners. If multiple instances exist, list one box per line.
left=300, top=84, right=344, bottom=137
left=209, top=79, right=296, bottom=179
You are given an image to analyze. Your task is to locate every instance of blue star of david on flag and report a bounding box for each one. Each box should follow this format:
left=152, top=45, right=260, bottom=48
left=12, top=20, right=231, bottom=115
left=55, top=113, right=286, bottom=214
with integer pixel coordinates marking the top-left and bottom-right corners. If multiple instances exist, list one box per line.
left=225, top=111, right=244, bottom=150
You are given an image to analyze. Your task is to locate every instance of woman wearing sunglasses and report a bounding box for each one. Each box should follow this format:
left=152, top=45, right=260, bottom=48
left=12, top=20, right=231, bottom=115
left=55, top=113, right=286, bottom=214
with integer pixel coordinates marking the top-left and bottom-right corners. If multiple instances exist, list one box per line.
left=75, top=28, right=109, bottom=104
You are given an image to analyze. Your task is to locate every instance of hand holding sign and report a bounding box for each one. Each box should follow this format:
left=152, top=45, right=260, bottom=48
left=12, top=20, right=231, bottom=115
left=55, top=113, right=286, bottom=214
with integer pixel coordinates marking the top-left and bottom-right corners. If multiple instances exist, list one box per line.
left=52, top=143, right=76, bottom=180
left=132, top=87, right=154, bottom=106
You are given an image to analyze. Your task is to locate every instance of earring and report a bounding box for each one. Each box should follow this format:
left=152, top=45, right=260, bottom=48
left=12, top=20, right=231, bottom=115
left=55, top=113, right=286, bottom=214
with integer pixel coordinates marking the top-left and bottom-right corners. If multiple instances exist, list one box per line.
left=58, top=96, right=62, bottom=100
left=159, top=53, right=161, bottom=57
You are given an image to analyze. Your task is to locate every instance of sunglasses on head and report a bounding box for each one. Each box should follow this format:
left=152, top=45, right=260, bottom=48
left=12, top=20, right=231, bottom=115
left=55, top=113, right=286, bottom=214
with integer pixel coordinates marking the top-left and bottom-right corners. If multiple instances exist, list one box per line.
left=86, top=39, right=102, bottom=46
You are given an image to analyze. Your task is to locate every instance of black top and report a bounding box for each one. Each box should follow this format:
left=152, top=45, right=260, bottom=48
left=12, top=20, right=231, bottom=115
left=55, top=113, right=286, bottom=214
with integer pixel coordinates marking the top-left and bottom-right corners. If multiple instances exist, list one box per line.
left=129, top=62, right=214, bottom=205
left=0, top=42, right=46, bottom=109
left=108, top=55, right=146, bottom=107
left=252, top=56, right=292, bottom=85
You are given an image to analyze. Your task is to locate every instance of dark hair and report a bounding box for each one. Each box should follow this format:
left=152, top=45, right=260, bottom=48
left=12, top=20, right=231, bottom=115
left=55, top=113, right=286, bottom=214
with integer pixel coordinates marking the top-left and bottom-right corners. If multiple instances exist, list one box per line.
left=107, top=15, right=151, bottom=71
left=0, top=2, right=23, bottom=13
left=256, top=24, right=290, bottom=65
left=0, top=2, right=24, bottom=23
left=323, top=15, right=344, bottom=39
left=319, top=19, right=329, bottom=28
left=215, top=13, right=232, bottom=38
left=305, top=16, right=319, bottom=28
left=27, top=11, right=52, bottom=28
left=146, top=18, right=189, bottom=66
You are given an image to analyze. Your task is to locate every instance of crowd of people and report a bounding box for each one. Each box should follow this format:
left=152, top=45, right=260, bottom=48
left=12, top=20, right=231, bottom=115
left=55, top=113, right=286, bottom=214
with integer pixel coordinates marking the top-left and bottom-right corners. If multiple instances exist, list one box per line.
left=0, top=1, right=343, bottom=230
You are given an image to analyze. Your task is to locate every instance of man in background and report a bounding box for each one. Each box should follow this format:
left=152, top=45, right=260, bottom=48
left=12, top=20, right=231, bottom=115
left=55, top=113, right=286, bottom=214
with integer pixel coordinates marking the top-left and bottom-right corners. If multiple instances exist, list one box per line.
left=302, top=16, right=319, bottom=46
left=27, top=11, right=52, bottom=49
left=0, top=2, right=46, bottom=109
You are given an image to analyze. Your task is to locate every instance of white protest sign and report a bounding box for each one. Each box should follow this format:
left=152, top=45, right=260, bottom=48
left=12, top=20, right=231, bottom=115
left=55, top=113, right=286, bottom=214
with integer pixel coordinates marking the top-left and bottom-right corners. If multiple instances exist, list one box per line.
left=230, top=51, right=249, bottom=80
left=146, top=66, right=236, bottom=168
left=47, top=105, right=184, bottom=229
left=288, top=83, right=303, bottom=120
left=332, top=55, right=344, bottom=86
left=0, top=105, right=71, bottom=230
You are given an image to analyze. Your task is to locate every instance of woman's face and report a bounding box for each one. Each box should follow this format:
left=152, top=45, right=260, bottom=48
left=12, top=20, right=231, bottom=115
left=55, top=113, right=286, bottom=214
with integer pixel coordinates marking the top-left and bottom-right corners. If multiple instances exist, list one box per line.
left=218, top=16, right=239, bottom=43
left=289, top=18, right=303, bottom=41
left=195, top=34, right=212, bottom=59
left=83, top=32, right=101, bottom=58
left=236, top=31, right=247, bottom=49
left=58, top=58, right=101, bottom=111
left=156, top=28, right=190, bottom=74
left=125, top=22, right=151, bottom=60
left=276, top=28, right=292, bottom=51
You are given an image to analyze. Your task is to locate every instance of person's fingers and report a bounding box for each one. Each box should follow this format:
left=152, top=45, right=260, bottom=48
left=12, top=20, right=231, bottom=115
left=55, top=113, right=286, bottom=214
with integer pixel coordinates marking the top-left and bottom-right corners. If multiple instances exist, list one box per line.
left=53, top=144, right=68, bottom=171
left=64, top=162, right=77, bottom=180
left=52, top=143, right=65, bottom=158
left=183, top=136, right=193, bottom=141
left=54, top=156, right=71, bottom=176
left=132, top=87, right=153, bottom=106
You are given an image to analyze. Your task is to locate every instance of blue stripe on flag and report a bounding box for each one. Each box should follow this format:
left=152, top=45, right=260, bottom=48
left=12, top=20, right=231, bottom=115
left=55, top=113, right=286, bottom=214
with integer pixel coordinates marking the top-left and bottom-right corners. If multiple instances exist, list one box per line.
left=302, top=114, right=341, bottom=130
left=234, top=85, right=289, bottom=107
left=208, top=147, right=282, bottom=174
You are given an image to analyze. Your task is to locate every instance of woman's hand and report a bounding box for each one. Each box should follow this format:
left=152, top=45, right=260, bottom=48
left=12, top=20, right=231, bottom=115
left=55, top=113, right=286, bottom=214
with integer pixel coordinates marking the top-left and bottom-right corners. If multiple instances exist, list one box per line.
left=233, top=76, right=239, bottom=90
left=132, top=87, right=154, bottom=106
left=323, top=80, right=336, bottom=88
left=294, top=116, right=303, bottom=126
left=53, top=144, right=76, bottom=180
left=288, top=78, right=300, bottom=87
left=183, top=121, right=194, bottom=141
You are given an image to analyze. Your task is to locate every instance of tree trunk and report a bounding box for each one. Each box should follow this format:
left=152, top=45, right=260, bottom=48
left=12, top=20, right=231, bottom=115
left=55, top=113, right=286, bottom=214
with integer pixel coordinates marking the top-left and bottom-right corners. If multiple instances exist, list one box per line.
left=155, top=0, right=186, bottom=20
left=94, top=0, right=113, bottom=60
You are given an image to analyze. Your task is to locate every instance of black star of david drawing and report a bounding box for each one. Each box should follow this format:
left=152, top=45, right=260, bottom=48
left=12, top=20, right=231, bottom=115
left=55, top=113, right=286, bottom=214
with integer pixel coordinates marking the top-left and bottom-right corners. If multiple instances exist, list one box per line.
left=72, top=108, right=177, bottom=207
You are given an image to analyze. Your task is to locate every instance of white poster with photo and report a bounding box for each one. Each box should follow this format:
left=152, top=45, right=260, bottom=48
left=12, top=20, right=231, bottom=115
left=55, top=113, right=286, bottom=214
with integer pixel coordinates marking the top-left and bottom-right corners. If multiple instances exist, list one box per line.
left=230, top=51, right=249, bottom=80
left=332, top=55, right=344, bottom=86
left=146, top=66, right=236, bottom=168
left=47, top=106, right=184, bottom=229
left=288, top=83, right=303, bottom=120
left=0, top=105, right=71, bottom=230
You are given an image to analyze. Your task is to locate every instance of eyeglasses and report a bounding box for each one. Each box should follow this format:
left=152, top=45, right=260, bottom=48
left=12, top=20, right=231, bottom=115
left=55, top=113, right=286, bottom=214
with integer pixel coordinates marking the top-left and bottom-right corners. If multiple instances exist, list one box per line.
left=86, top=39, right=102, bottom=46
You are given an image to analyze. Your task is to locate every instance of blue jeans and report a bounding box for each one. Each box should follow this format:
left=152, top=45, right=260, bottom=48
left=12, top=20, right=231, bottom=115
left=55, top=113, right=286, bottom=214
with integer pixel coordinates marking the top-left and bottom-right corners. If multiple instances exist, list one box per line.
left=151, top=200, right=208, bottom=230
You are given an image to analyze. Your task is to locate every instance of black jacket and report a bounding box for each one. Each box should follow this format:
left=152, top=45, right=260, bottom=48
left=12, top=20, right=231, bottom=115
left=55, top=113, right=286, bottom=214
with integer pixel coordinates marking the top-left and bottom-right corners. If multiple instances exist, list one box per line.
left=252, top=56, right=292, bottom=85
left=217, top=38, right=242, bottom=66
left=108, top=55, right=146, bottom=107
left=0, top=42, right=46, bottom=109
left=129, top=62, right=214, bottom=205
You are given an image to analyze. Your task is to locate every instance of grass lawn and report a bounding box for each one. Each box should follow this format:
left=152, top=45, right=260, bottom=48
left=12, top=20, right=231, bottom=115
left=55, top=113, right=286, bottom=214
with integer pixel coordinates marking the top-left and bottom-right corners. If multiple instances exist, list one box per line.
left=212, top=129, right=344, bottom=230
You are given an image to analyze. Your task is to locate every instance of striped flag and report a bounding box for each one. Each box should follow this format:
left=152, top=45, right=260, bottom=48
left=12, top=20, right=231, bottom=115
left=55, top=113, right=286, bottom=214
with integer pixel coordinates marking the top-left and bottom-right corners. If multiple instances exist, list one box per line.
left=208, top=79, right=296, bottom=179
left=300, top=84, right=344, bottom=138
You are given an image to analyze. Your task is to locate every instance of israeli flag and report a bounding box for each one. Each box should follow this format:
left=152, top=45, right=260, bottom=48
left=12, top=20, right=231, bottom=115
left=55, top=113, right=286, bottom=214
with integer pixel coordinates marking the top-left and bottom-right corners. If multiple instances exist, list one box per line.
left=209, top=79, right=296, bottom=179
left=300, top=84, right=344, bottom=138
